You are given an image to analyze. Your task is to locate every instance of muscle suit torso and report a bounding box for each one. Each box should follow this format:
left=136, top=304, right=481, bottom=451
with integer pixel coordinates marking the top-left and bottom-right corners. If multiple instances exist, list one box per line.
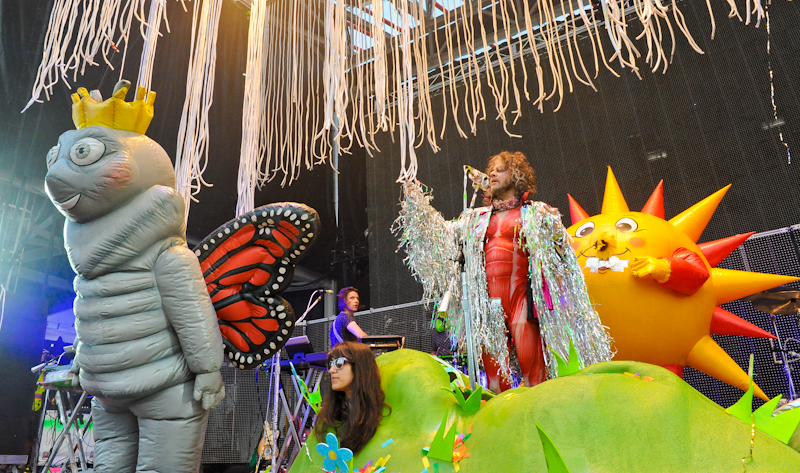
left=482, top=206, right=547, bottom=391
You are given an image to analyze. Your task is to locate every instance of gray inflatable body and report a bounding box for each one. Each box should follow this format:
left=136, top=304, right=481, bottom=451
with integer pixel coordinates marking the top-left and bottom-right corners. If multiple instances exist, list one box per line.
left=44, top=99, right=224, bottom=472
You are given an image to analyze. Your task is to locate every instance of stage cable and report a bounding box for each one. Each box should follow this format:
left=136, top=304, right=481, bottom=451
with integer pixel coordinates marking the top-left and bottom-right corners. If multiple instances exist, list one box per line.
left=765, top=0, right=791, bottom=164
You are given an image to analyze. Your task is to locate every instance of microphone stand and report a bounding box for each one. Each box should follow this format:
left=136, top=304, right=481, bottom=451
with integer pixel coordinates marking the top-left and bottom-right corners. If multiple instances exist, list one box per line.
left=295, top=289, right=329, bottom=325
left=460, top=166, right=481, bottom=391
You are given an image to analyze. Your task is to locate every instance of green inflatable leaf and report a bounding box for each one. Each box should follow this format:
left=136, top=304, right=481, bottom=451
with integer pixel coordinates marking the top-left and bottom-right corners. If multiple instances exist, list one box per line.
left=758, top=405, right=800, bottom=444
left=724, top=355, right=800, bottom=444
left=726, top=354, right=755, bottom=424
left=427, top=411, right=458, bottom=462
left=554, top=338, right=580, bottom=377
left=443, top=385, right=483, bottom=413
left=752, top=394, right=800, bottom=444
left=536, top=423, right=570, bottom=473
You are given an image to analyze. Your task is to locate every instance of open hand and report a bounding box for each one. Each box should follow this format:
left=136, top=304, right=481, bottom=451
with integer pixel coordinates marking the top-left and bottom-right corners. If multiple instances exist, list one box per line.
left=630, top=256, right=671, bottom=283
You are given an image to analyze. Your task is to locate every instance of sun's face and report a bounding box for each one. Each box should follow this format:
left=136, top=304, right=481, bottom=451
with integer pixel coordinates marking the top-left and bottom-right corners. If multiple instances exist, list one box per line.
left=566, top=168, right=798, bottom=400
left=569, top=212, right=692, bottom=265
left=568, top=211, right=717, bottom=365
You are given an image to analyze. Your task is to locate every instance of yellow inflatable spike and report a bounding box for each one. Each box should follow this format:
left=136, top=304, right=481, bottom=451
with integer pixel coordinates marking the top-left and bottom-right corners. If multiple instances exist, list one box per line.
left=712, top=268, right=800, bottom=305
left=600, top=167, right=629, bottom=214
left=667, top=185, right=730, bottom=242
left=686, top=335, right=768, bottom=401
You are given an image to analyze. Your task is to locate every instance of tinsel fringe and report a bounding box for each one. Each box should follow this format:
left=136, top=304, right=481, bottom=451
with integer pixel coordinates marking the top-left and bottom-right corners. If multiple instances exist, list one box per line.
left=519, top=203, right=614, bottom=377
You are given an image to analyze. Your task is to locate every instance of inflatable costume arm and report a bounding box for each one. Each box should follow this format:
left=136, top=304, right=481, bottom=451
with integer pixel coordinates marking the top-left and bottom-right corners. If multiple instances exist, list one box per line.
left=155, top=240, right=225, bottom=409
left=155, top=240, right=224, bottom=374
left=631, top=248, right=709, bottom=295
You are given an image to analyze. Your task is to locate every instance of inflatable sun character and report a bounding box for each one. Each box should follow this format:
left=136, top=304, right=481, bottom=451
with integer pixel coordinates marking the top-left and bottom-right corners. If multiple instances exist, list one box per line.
left=567, top=168, right=798, bottom=400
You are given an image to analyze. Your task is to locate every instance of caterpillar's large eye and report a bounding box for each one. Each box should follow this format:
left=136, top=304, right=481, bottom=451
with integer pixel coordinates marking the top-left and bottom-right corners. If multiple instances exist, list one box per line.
left=46, top=145, right=60, bottom=169
left=69, top=138, right=105, bottom=166
left=615, top=217, right=638, bottom=232
left=574, top=221, right=595, bottom=238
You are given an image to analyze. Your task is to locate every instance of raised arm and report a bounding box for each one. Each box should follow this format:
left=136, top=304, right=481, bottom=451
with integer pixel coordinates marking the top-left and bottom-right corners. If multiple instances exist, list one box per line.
left=392, top=180, right=460, bottom=305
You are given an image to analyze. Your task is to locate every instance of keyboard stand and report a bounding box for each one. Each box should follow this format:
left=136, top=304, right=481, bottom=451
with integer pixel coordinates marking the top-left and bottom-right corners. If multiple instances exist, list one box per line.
left=35, top=389, right=92, bottom=472
left=256, top=351, right=325, bottom=472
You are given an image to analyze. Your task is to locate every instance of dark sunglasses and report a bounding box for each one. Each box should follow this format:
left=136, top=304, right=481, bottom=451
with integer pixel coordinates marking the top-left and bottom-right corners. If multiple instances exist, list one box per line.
left=328, top=357, right=351, bottom=371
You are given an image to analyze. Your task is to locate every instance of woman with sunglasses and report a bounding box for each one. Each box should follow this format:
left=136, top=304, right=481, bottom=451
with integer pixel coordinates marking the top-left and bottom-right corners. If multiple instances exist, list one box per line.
left=314, top=341, right=390, bottom=454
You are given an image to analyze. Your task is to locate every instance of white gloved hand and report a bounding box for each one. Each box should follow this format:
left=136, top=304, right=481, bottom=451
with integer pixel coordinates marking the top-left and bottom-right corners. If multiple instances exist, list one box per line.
left=193, top=371, right=225, bottom=410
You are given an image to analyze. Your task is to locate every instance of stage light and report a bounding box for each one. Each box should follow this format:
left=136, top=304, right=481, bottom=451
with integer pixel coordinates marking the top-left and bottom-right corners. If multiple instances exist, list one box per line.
left=645, top=149, right=668, bottom=161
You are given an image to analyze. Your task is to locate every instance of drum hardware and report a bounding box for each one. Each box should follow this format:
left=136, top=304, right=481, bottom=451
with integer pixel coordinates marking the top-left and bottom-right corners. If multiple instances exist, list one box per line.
left=747, top=287, right=800, bottom=400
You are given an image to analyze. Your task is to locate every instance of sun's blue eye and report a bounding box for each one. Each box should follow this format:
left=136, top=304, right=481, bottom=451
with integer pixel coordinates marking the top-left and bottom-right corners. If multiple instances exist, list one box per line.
left=69, top=138, right=105, bottom=166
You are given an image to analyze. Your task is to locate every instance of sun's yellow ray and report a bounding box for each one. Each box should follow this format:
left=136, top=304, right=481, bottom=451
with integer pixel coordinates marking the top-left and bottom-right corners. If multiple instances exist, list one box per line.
left=668, top=185, right=730, bottom=242
left=686, top=335, right=768, bottom=401
left=712, top=268, right=799, bottom=305
left=600, top=167, right=629, bottom=214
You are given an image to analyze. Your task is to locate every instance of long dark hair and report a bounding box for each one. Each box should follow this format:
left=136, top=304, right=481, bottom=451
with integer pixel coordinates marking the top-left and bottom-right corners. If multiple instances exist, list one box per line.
left=314, top=342, right=389, bottom=453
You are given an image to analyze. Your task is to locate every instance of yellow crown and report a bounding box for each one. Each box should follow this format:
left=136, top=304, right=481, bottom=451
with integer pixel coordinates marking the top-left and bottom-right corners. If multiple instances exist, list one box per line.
left=71, top=80, right=156, bottom=134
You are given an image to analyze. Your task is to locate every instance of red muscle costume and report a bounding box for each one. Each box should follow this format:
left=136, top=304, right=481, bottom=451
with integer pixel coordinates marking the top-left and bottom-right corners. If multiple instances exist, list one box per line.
left=482, top=206, right=548, bottom=392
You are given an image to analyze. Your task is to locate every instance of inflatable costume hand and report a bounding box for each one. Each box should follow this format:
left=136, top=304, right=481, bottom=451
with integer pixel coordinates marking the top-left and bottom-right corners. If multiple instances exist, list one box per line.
left=630, top=256, right=671, bottom=283
left=193, top=371, right=226, bottom=410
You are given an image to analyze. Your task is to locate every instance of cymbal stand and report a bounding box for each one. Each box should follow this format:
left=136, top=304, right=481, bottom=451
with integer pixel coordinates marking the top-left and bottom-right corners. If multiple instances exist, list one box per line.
left=769, top=313, right=798, bottom=400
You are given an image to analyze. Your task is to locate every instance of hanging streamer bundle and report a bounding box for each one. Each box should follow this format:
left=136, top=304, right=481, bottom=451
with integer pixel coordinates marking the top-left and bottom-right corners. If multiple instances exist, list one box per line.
left=24, top=0, right=176, bottom=112
left=174, top=0, right=223, bottom=222
left=233, top=0, right=769, bottom=202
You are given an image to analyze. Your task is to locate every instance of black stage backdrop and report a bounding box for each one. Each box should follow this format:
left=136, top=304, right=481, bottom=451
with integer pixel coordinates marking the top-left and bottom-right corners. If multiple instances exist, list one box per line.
left=367, top=0, right=800, bottom=308
left=365, top=0, right=800, bottom=404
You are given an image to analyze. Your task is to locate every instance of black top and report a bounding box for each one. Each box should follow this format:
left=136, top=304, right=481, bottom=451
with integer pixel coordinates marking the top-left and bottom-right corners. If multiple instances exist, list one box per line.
left=330, top=311, right=358, bottom=347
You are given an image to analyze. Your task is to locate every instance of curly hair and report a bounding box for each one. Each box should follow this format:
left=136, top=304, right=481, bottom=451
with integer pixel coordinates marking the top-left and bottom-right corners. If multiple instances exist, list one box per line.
left=482, top=151, right=536, bottom=205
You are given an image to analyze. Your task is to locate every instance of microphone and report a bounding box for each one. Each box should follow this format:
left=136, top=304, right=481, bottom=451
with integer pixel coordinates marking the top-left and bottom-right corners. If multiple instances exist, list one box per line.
left=464, top=165, right=490, bottom=190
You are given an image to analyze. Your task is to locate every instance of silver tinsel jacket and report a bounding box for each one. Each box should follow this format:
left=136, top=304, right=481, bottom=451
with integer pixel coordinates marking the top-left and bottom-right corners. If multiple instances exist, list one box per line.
left=394, top=181, right=613, bottom=379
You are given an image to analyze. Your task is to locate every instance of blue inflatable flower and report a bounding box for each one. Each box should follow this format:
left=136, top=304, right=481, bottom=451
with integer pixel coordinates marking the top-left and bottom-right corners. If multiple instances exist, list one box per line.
left=316, top=432, right=353, bottom=473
